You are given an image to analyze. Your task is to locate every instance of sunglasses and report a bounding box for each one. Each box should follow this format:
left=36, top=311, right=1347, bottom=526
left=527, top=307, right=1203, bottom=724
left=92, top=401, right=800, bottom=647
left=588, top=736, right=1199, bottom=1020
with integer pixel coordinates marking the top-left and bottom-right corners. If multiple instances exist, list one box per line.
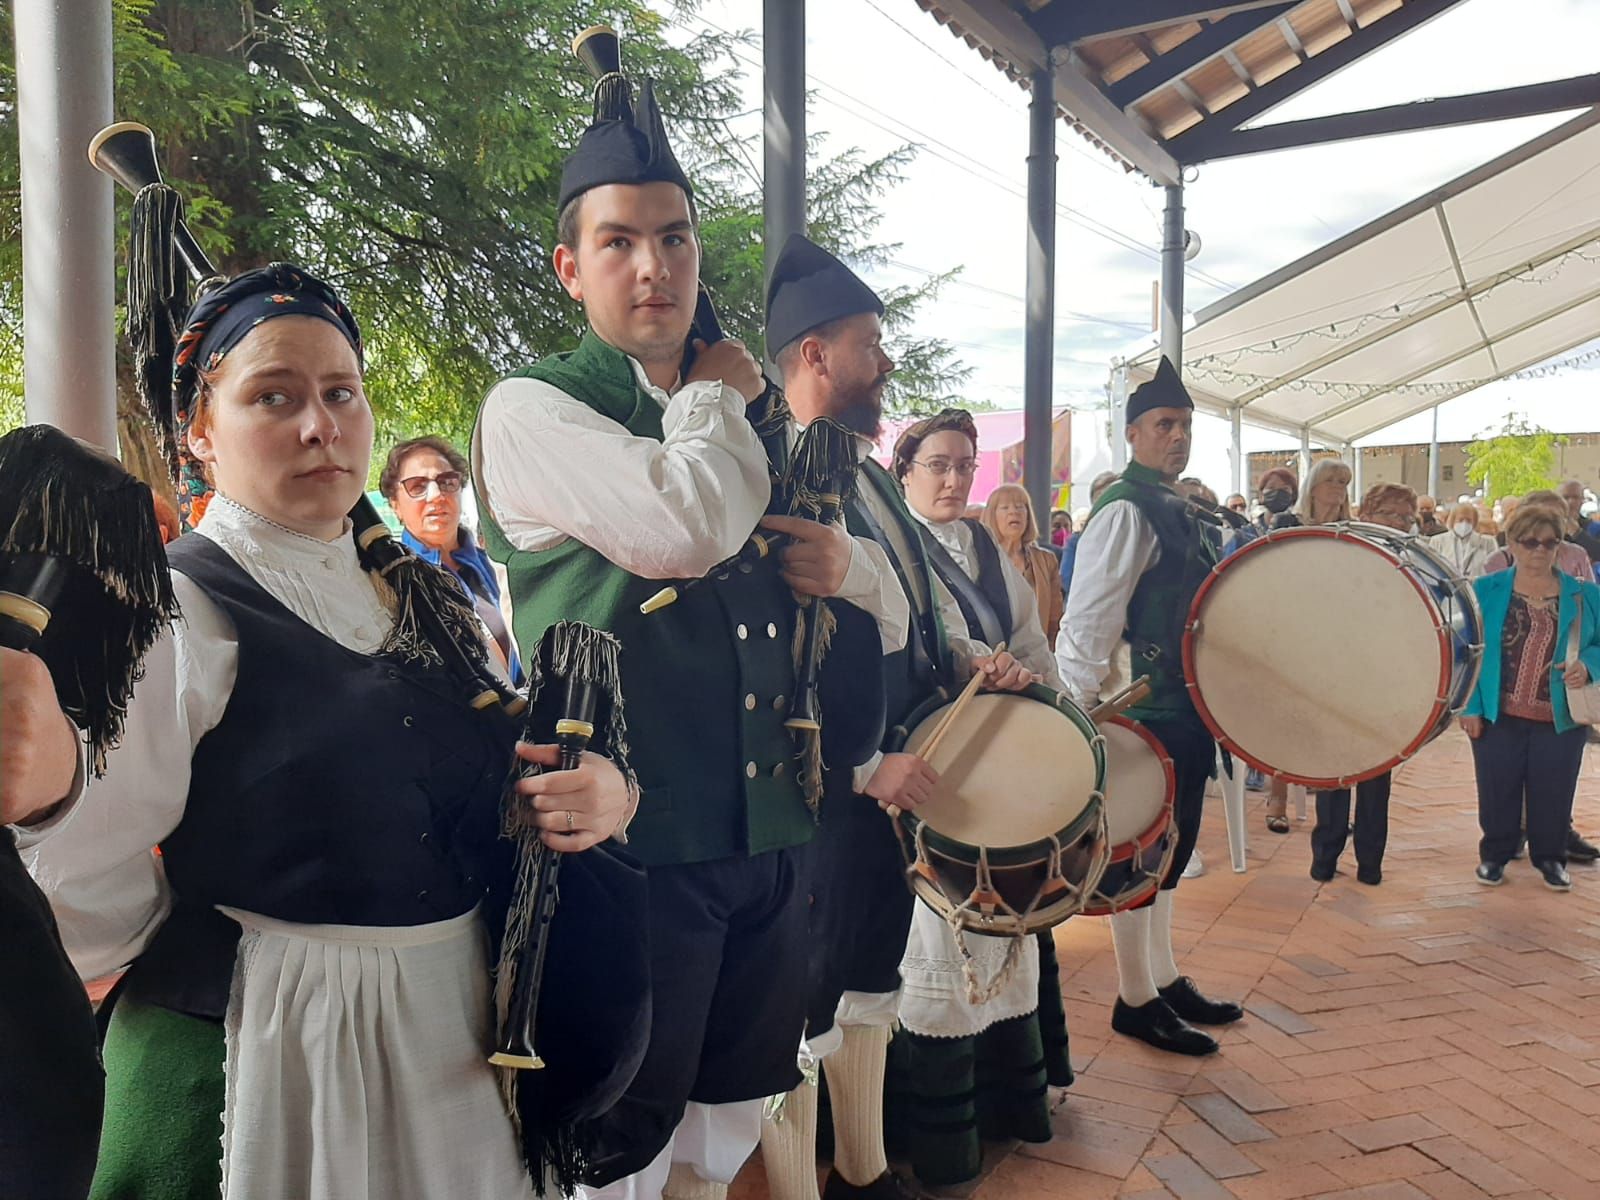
left=399, top=471, right=464, bottom=499
left=1516, top=536, right=1562, bottom=552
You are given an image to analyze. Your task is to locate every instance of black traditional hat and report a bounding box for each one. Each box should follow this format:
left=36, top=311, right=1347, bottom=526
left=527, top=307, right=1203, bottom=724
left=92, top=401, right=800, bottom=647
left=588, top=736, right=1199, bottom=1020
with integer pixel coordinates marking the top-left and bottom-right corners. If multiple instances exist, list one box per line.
left=764, top=234, right=885, bottom=357
left=557, top=36, right=693, bottom=213
left=1126, top=356, right=1193, bottom=424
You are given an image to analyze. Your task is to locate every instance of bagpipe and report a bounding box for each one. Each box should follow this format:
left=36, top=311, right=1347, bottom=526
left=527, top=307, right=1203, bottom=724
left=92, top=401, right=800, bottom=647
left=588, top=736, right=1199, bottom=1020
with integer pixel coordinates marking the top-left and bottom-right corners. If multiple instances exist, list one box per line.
left=0, top=424, right=178, bottom=1200
left=486, top=621, right=648, bottom=1195
left=87, top=120, right=525, bottom=720
left=572, top=28, right=886, bottom=794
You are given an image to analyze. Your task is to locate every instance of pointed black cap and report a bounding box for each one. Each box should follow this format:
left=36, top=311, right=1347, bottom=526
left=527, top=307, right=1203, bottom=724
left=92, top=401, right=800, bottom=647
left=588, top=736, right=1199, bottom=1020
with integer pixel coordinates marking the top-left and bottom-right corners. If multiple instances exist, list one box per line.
left=764, top=234, right=885, bottom=355
left=557, top=76, right=693, bottom=212
left=1126, top=356, right=1193, bottom=424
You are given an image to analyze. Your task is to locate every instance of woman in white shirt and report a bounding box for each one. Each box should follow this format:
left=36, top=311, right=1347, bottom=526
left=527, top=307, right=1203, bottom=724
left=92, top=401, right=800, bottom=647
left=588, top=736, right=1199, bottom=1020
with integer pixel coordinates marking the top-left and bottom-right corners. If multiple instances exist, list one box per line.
left=12, top=266, right=634, bottom=1200
left=1427, top=502, right=1500, bottom=578
left=883, top=410, right=1067, bottom=1187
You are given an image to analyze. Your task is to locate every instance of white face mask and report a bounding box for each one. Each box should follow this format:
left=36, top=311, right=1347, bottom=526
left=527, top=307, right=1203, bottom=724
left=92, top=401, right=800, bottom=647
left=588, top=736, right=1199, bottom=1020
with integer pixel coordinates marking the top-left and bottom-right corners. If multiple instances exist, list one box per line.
left=1454, top=521, right=1475, bottom=538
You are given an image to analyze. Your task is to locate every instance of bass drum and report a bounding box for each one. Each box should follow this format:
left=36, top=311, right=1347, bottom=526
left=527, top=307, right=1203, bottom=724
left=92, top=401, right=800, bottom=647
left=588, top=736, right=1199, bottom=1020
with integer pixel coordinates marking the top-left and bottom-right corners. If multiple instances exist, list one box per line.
left=1081, top=717, right=1175, bottom=916
left=1183, top=522, right=1483, bottom=788
left=890, top=684, right=1108, bottom=937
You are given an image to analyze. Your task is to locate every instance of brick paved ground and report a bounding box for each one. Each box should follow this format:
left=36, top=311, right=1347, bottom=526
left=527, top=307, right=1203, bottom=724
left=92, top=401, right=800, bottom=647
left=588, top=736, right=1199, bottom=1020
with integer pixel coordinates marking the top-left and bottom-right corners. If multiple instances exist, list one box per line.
left=731, top=730, right=1600, bottom=1200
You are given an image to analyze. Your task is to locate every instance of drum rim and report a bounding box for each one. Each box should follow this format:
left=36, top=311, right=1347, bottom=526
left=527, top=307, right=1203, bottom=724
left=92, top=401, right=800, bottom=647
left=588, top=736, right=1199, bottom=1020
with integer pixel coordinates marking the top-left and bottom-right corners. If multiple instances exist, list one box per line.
left=1182, top=523, right=1454, bottom=789
left=1100, top=715, right=1176, bottom=865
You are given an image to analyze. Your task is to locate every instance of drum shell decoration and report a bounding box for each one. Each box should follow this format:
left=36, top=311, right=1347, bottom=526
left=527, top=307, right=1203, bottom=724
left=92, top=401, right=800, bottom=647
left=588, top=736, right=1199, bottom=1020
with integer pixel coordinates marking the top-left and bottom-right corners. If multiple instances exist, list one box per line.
left=889, top=684, right=1109, bottom=937
left=1183, top=523, right=1484, bottom=789
left=1080, top=716, right=1176, bottom=917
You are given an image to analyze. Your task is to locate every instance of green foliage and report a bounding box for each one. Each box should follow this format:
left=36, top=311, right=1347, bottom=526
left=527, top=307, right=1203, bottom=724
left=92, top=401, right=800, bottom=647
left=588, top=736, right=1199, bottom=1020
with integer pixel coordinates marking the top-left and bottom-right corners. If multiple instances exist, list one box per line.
left=0, top=1, right=966, bottom=466
left=1464, top=413, right=1566, bottom=501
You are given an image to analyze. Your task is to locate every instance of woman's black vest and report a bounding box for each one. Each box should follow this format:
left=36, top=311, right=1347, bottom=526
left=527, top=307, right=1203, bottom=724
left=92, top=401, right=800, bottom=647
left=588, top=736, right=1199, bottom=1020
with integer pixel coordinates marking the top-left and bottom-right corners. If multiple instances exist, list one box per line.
left=123, top=534, right=518, bottom=1020
left=920, top=517, right=1014, bottom=644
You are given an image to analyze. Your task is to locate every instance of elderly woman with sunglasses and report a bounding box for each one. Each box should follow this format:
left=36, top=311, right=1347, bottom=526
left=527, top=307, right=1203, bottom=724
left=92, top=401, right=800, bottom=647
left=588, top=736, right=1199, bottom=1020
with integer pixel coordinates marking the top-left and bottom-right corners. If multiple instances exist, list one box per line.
left=1461, top=502, right=1600, bottom=891
left=380, top=436, right=519, bottom=681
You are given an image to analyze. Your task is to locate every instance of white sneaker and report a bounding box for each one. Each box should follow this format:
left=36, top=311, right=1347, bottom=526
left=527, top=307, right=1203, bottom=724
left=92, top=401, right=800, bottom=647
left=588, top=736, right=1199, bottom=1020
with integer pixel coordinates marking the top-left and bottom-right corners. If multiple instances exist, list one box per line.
left=1182, top=851, right=1205, bottom=879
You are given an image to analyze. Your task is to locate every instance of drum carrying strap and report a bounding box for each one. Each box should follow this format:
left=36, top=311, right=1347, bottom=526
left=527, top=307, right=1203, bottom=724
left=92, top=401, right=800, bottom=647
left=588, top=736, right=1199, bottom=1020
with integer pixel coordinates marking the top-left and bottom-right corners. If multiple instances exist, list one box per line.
left=919, top=525, right=1009, bottom=648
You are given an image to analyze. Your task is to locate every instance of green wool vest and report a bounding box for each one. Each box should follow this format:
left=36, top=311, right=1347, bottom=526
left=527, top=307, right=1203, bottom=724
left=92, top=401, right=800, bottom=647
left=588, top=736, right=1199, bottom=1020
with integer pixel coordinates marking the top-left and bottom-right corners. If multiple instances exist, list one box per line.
left=477, top=332, right=812, bottom=866
left=1087, top=460, right=1217, bottom=722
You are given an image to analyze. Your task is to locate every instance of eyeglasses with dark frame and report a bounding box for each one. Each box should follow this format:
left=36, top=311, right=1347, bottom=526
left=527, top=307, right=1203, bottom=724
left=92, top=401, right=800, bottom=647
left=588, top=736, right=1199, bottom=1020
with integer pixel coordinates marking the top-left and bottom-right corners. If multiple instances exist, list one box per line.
left=398, top=471, right=464, bottom=499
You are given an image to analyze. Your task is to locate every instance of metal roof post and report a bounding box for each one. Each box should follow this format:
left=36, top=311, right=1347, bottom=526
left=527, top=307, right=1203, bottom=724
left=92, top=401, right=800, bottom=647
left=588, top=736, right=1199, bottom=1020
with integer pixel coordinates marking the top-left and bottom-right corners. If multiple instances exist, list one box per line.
left=1110, top=361, right=1129, bottom=471
left=15, top=0, right=117, bottom=449
left=1161, top=181, right=1185, bottom=368
left=763, top=0, right=805, bottom=372
left=1298, top=426, right=1312, bottom=489
left=1230, top=406, right=1243, bottom=496
left=1428, top=404, right=1441, bottom=502
left=1023, top=60, right=1058, bottom=536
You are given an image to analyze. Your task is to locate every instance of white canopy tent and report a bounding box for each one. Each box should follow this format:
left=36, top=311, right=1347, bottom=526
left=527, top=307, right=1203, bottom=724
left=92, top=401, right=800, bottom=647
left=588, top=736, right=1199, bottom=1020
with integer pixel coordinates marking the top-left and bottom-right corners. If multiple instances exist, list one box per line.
left=1119, top=107, right=1600, bottom=488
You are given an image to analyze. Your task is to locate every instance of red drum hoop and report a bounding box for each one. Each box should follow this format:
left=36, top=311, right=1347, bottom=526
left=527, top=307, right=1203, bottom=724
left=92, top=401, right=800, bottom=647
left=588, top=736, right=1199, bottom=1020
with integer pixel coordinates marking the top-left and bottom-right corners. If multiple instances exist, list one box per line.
left=1081, top=716, right=1176, bottom=916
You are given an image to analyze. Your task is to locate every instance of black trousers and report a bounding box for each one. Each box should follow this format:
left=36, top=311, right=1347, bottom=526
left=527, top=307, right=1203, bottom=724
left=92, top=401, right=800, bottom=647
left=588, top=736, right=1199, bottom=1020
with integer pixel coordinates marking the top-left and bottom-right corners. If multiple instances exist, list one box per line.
left=0, top=833, right=102, bottom=1200
left=1471, top=715, right=1586, bottom=865
left=1141, top=717, right=1215, bottom=893
left=1311, top=773, right=1391, bottom=873
left=584, top=845, right=810, bottom=1186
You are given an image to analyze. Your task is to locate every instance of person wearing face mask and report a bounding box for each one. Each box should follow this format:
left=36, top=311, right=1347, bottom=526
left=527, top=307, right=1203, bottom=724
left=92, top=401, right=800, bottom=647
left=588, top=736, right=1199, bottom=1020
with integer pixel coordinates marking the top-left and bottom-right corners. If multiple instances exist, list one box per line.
left=1254, top=467, right=1300, bottom=533
left=1426, top=502, right=1497, bottom=578
left=1416, top=496, right=1446, bottom=538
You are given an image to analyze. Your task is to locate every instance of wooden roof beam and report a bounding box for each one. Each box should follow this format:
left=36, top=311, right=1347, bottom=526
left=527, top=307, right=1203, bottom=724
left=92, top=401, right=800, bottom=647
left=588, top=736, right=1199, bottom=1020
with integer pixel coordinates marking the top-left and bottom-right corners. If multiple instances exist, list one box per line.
left=1028, top=1, right=1299, bottom=46
left=1104, top=3, right=1295, bottom=109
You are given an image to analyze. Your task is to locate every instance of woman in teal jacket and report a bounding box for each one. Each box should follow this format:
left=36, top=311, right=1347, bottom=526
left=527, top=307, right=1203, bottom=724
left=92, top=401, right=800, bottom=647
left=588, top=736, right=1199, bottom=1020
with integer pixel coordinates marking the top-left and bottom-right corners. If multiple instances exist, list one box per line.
left=1461, top=502, right=1600, bottom=891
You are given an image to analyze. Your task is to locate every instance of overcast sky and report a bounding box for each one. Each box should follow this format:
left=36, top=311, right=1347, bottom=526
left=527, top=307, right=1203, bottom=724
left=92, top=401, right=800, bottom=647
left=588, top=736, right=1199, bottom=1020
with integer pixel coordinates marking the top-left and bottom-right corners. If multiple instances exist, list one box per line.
left=660, top=0, right=1600, bottom=492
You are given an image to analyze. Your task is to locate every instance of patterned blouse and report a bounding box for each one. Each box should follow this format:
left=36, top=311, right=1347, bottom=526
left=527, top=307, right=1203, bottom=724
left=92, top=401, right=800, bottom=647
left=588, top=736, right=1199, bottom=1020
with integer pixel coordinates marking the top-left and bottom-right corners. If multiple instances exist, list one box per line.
left=1501, top=592, right=1557, bottom=722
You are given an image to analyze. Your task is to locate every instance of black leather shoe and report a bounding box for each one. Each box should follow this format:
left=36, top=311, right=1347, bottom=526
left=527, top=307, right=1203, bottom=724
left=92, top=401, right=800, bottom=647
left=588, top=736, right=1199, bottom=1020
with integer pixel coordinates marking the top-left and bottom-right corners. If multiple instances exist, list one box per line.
left=1356, top=864, right=1382, bottom=886
left=822, top=1169, right=932, bottom=1199
left=1159, top=976, right=1244, bottom=1025
left=1566, top=828, right=1600, bottom=863
left=1309, top=860, right=1336, bottom=882
left=1475, top=861, right=1505, bottom=886
left=1112, top=996, right=1218, bottom=1055
left=1533, top=859, right=1572, bottom=891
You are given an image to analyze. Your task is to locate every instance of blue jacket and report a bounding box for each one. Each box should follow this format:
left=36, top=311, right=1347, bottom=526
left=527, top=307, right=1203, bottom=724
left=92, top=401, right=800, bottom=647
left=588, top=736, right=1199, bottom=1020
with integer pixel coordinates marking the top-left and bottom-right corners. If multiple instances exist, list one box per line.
left=402, top=526, right=523, bottom=686
left=1464, top=568, right=1600, bottom=732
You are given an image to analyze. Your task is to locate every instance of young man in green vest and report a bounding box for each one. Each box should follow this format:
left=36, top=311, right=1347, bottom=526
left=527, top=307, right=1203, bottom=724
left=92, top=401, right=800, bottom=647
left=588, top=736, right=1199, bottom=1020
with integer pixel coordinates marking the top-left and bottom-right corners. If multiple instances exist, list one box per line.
left=472, top=78, right=904, bottom=1200
left=1055, top=358, right=1243, bottom=1056
left=758, top=235, right=1036, bottom=1200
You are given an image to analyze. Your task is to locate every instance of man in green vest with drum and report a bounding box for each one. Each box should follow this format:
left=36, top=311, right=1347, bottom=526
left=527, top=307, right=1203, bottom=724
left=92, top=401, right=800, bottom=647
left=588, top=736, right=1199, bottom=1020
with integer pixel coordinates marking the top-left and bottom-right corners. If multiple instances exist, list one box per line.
left=1056, top=358, right=1244, bottom=1057
left=472, top=60, right=905, bottom=1200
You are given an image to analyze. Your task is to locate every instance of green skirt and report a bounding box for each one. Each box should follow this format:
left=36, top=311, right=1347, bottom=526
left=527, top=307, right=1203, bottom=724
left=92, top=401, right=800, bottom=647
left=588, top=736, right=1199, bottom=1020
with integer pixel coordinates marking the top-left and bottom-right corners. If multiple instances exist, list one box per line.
left=90, top=998, right=225, bottom=1200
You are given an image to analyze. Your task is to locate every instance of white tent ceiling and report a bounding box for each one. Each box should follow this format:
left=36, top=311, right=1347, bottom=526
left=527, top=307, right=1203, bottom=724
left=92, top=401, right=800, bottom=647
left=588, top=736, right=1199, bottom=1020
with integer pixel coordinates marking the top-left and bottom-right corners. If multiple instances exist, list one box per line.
left=1128, top=107, right=1600, bottom=447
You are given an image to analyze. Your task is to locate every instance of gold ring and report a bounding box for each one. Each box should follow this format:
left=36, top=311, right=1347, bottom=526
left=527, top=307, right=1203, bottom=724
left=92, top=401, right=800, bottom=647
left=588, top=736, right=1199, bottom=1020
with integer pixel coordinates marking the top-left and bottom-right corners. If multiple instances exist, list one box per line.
left=565, top=810, right=575, bottom=832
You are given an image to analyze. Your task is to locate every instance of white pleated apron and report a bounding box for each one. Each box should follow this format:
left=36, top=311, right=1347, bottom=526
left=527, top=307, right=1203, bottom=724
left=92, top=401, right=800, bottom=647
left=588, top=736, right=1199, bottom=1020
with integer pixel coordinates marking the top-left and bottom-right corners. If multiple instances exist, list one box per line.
left=216, top=905, right=537, bottom=1200
left=896, top=903, right=1040, bottom=1039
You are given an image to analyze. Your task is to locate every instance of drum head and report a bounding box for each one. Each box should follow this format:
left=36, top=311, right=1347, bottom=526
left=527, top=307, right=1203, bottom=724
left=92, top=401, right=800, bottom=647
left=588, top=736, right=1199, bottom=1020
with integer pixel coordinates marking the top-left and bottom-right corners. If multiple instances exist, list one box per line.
left=1100, top=719, right=1172, bottom=846
left=1186, top=528, right=1448, bottom=784
left=904, top=691, right=1099, bottom=848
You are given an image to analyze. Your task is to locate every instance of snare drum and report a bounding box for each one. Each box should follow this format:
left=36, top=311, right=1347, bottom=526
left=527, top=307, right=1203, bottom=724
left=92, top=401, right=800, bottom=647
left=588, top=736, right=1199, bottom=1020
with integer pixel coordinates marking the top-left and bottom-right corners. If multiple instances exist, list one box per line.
left=1184, top=522, right=1483, bottom=788
left=890, top=684, right=1108, bottom=937
left=1081, top=717, right=1175, bottom=916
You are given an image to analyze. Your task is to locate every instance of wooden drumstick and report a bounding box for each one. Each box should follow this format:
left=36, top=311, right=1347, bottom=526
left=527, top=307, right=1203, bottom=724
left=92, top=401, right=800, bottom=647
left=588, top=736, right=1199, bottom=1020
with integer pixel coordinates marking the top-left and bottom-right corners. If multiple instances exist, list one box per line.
left=885, top=641, right=1008, bottom=820
left=1089, top=676, right=1153, bottom=724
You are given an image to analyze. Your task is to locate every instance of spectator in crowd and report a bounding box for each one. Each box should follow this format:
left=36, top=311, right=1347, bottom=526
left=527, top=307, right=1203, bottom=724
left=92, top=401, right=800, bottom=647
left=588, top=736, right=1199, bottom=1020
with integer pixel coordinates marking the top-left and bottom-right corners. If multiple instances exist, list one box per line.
left=1417, top=495, right=1446, bottom=538
left=1224, top=493, right=1247, bottom=517
left=1049, top=508, right=1072, bottom=548
left=1255, top=466, right=1299, bottom=532
left=1428, top=502, right=1497, bottom=577
left=380, top=436, right=520, bottom=682
left=963, top=503, right=985, bottom=520
left=1461, top=502, right=1600, bottom=891
left=1483, top=491, right=1592, bottom=579
left=1296, top=458, right=1353, bottom=526
left=1558, top=479, right=1600, bottom=562
left=1309, top=483, right=1416, bottom=884
left=1060, top=471, right=1119, bottom=603
left=1495, top=496, right=1520, bottom=546
left=984, top=484, right=1065, bottom=648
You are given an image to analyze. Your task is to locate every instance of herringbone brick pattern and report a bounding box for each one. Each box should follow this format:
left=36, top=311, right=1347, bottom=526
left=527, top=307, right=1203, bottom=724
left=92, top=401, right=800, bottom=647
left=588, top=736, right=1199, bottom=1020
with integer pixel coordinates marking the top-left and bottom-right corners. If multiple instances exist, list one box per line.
left=732, top=731, right=1600, bottom=1199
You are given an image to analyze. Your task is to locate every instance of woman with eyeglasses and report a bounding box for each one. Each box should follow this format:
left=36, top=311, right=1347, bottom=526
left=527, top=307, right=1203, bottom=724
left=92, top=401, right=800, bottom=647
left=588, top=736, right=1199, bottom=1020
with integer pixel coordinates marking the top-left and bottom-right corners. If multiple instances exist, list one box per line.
left=1461, top=501, right=1600, bottom=891
left=885, top=409, right=1068, bottom=1186
left=380, top=436, right=520, bottom=682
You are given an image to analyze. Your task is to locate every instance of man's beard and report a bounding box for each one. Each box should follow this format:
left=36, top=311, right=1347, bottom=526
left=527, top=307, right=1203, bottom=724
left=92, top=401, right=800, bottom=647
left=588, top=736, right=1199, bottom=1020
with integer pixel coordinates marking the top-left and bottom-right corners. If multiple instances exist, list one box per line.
left=831, top=375, right=890, bottom=438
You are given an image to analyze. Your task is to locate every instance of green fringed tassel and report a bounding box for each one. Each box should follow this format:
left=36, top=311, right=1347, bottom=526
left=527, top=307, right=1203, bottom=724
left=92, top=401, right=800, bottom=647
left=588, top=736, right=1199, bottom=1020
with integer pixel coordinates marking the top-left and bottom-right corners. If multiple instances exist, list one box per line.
left=0, top=426, right=180, bottom=775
